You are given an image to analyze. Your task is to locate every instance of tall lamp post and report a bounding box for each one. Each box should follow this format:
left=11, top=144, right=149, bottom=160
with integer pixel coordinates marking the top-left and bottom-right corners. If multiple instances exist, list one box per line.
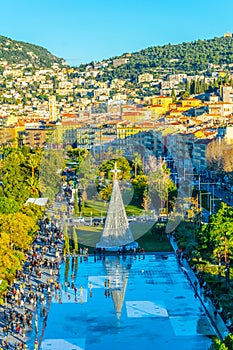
left=210, top=197, right=222, bottom=215
left=224, top=233, right=230, bottom=292
left=198, top=192, right=211, bottom=223
left=225, top=260, right=230, bottom=292
left=194, top=181, right=218, bottom=211
left=199, top=191, right=211, bottom=211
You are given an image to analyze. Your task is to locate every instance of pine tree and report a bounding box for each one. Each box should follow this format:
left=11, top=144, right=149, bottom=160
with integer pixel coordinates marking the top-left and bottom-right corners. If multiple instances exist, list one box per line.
left=72, top=226, right=78, bottom=254
left=185, top=80, right=190, bottom=94
left=190, top=80, right=195, bottom=95
left=200, top=79, right=205, bottom=93
left=74, top=192, right=78, bottom=215
left=195, top=80, right=200, bottom=94
left=63, top=221, right=70, bottom=255
left=171, top=88, right=176, bottom=102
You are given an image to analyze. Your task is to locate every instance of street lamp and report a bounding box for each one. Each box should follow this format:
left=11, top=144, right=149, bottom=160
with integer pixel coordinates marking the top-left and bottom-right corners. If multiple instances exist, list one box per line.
left=217, top=232, right=231, bottom=292
left=209, top=197, right=222, bottom=215
left=199, top=191, right=211, bottom=211
left=224, top=233, right=230, bottom=292
left=90, top=211, right=93, bottom=226
left=225, top=260, right=230, bottom=292
left=183, top=170, right=194, bottom=181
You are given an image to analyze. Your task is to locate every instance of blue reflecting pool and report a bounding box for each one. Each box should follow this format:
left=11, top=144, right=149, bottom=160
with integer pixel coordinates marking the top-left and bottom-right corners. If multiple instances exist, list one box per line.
left=40, top=254, right=214, bottom=350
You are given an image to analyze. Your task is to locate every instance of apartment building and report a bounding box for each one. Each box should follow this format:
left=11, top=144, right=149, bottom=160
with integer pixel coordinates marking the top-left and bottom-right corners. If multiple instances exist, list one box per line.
left=138, top=73, right=154, bottom=84
left=192, top=138, right=214, bottom=173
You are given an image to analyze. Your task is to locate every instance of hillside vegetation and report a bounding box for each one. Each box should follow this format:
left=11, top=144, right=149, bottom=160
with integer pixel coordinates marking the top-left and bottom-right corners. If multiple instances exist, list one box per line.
left=95, top=36, right=233, bottom=81
left=0, top=35, right=64, bottom=67
left=1, top=34, right=232, bottom=75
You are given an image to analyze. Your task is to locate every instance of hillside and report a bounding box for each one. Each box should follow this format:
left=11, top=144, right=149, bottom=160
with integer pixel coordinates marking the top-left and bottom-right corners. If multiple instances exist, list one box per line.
left=95, top=36, right=233, bottom=82
left=0, top=35, right=65, bottom=67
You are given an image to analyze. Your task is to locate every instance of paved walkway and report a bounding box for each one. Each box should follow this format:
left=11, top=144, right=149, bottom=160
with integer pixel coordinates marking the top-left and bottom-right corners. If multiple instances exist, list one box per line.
left=0, top=211, right=230, bottom=348
left=40, top=253, right=214, bottom=350
left=170, top=236, right=229, bottom=341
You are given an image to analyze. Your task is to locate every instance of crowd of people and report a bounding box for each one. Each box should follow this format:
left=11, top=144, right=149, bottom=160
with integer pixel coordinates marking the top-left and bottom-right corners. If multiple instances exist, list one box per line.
left=0, top=217, right=64, bottom=350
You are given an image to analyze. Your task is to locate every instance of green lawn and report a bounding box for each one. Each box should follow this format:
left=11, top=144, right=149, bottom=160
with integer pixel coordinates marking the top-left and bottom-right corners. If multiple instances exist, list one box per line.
left=137, top=231, right=173, bottom=252
left=125, top=205, right=144, bottom=216
left=81, top=200, right=108, bottom=217
left=71, top=222, right=173, bottom=253
left=77, top=199, right=149, bottom=218
left=74, top=225, right=102, bottom=247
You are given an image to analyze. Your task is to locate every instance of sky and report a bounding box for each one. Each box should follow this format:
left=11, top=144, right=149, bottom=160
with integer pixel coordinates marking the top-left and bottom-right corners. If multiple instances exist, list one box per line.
left=0, top=0, right=233, bottom=66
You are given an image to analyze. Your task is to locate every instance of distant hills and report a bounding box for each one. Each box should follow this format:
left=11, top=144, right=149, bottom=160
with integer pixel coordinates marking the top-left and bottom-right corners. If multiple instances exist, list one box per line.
left=91, top=36, right=233, bottom=82
left=0, top=35, right=64, bottom=67
left=1, top=34, right=233, bottom=77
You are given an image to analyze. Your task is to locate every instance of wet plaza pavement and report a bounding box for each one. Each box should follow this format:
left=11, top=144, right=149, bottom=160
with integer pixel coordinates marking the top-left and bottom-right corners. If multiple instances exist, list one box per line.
left=39, top=253, right=214, bottom=350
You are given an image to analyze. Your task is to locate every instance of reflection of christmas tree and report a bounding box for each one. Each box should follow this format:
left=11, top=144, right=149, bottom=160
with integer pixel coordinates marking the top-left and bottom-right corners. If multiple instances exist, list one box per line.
left=104, top=256, right=131, bottom=319
left=97, top=166, right=134, bottom=248
left=111, top=275, right=128, bottom=318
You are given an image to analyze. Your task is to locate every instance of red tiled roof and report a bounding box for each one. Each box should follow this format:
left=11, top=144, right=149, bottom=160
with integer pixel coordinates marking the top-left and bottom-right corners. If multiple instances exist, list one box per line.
left=61, top=121, right=79, bottom=126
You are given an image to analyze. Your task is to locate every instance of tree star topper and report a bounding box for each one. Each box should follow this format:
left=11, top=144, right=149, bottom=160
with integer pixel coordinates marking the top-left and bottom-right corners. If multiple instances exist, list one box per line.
left=111, top=162, right=121, bottom=180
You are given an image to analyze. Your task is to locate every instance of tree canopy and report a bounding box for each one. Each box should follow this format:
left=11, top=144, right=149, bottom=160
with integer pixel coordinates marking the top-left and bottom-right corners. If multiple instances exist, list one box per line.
left=89, top=36, right=233, bottom=82
left=98, top=157, right=132, bottom=181
left=197, top=203, right=233, bottom=263
left=0, top=146, right=47, bottom=301
left=209, top=334, right=233, bottom=350
left=0, top=34, right=64, bottom=67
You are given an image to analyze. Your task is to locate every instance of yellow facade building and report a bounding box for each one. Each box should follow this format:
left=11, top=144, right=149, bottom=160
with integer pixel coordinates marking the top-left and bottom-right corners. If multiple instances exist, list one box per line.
left=151, top=96, right=173, bottom=109
left=0, top=126, right=25, bottom=147
left=150, top=96, right=173, bottom=115
left=181, top=98, right=202, bottom=108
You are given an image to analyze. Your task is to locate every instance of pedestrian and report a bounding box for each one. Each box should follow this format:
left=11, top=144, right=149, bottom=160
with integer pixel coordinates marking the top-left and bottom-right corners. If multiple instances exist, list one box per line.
left=3, top=325, right=8, bottom=338
left=21, top=326, right=25, bottom=338
left=16, top=323, right=20, bottom=334
left=20, top=299, right=24, bottom=309
left=34, top=339, right=38, bottom=350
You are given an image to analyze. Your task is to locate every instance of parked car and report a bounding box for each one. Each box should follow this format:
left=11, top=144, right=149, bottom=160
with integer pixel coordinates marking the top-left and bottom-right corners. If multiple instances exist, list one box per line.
left=93, top=218, right=102, bottom=226
left=128, top=216, right=136, bottom=222
left=73, top=217, right=85, bottom=223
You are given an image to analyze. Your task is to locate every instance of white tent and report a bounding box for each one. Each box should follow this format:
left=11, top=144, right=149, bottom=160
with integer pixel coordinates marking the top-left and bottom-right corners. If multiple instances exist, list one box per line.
left=25, top=197, right=49, bottom=206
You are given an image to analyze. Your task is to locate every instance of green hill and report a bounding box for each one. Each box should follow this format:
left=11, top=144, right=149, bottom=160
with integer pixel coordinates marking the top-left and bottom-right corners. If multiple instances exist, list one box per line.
left=93, top=36, right=233, bottom=82
left=0, top=35, right=64, bottom=67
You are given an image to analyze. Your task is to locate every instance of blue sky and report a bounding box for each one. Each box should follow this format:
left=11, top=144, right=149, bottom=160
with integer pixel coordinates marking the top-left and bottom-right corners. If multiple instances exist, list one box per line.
left=0, top=0, right=233, bottom=66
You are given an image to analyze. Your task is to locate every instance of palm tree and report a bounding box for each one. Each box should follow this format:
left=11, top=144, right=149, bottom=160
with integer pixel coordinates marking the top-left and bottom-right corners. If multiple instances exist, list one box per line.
left=78, top=155, right=97, bottom=204
left=72, top=226, right=78, bottom=254
left=133, top=152, right=143, bottom=177
left=99, top=184, right=112, bottom=203
left=27, top=151, right=41, bottom=178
